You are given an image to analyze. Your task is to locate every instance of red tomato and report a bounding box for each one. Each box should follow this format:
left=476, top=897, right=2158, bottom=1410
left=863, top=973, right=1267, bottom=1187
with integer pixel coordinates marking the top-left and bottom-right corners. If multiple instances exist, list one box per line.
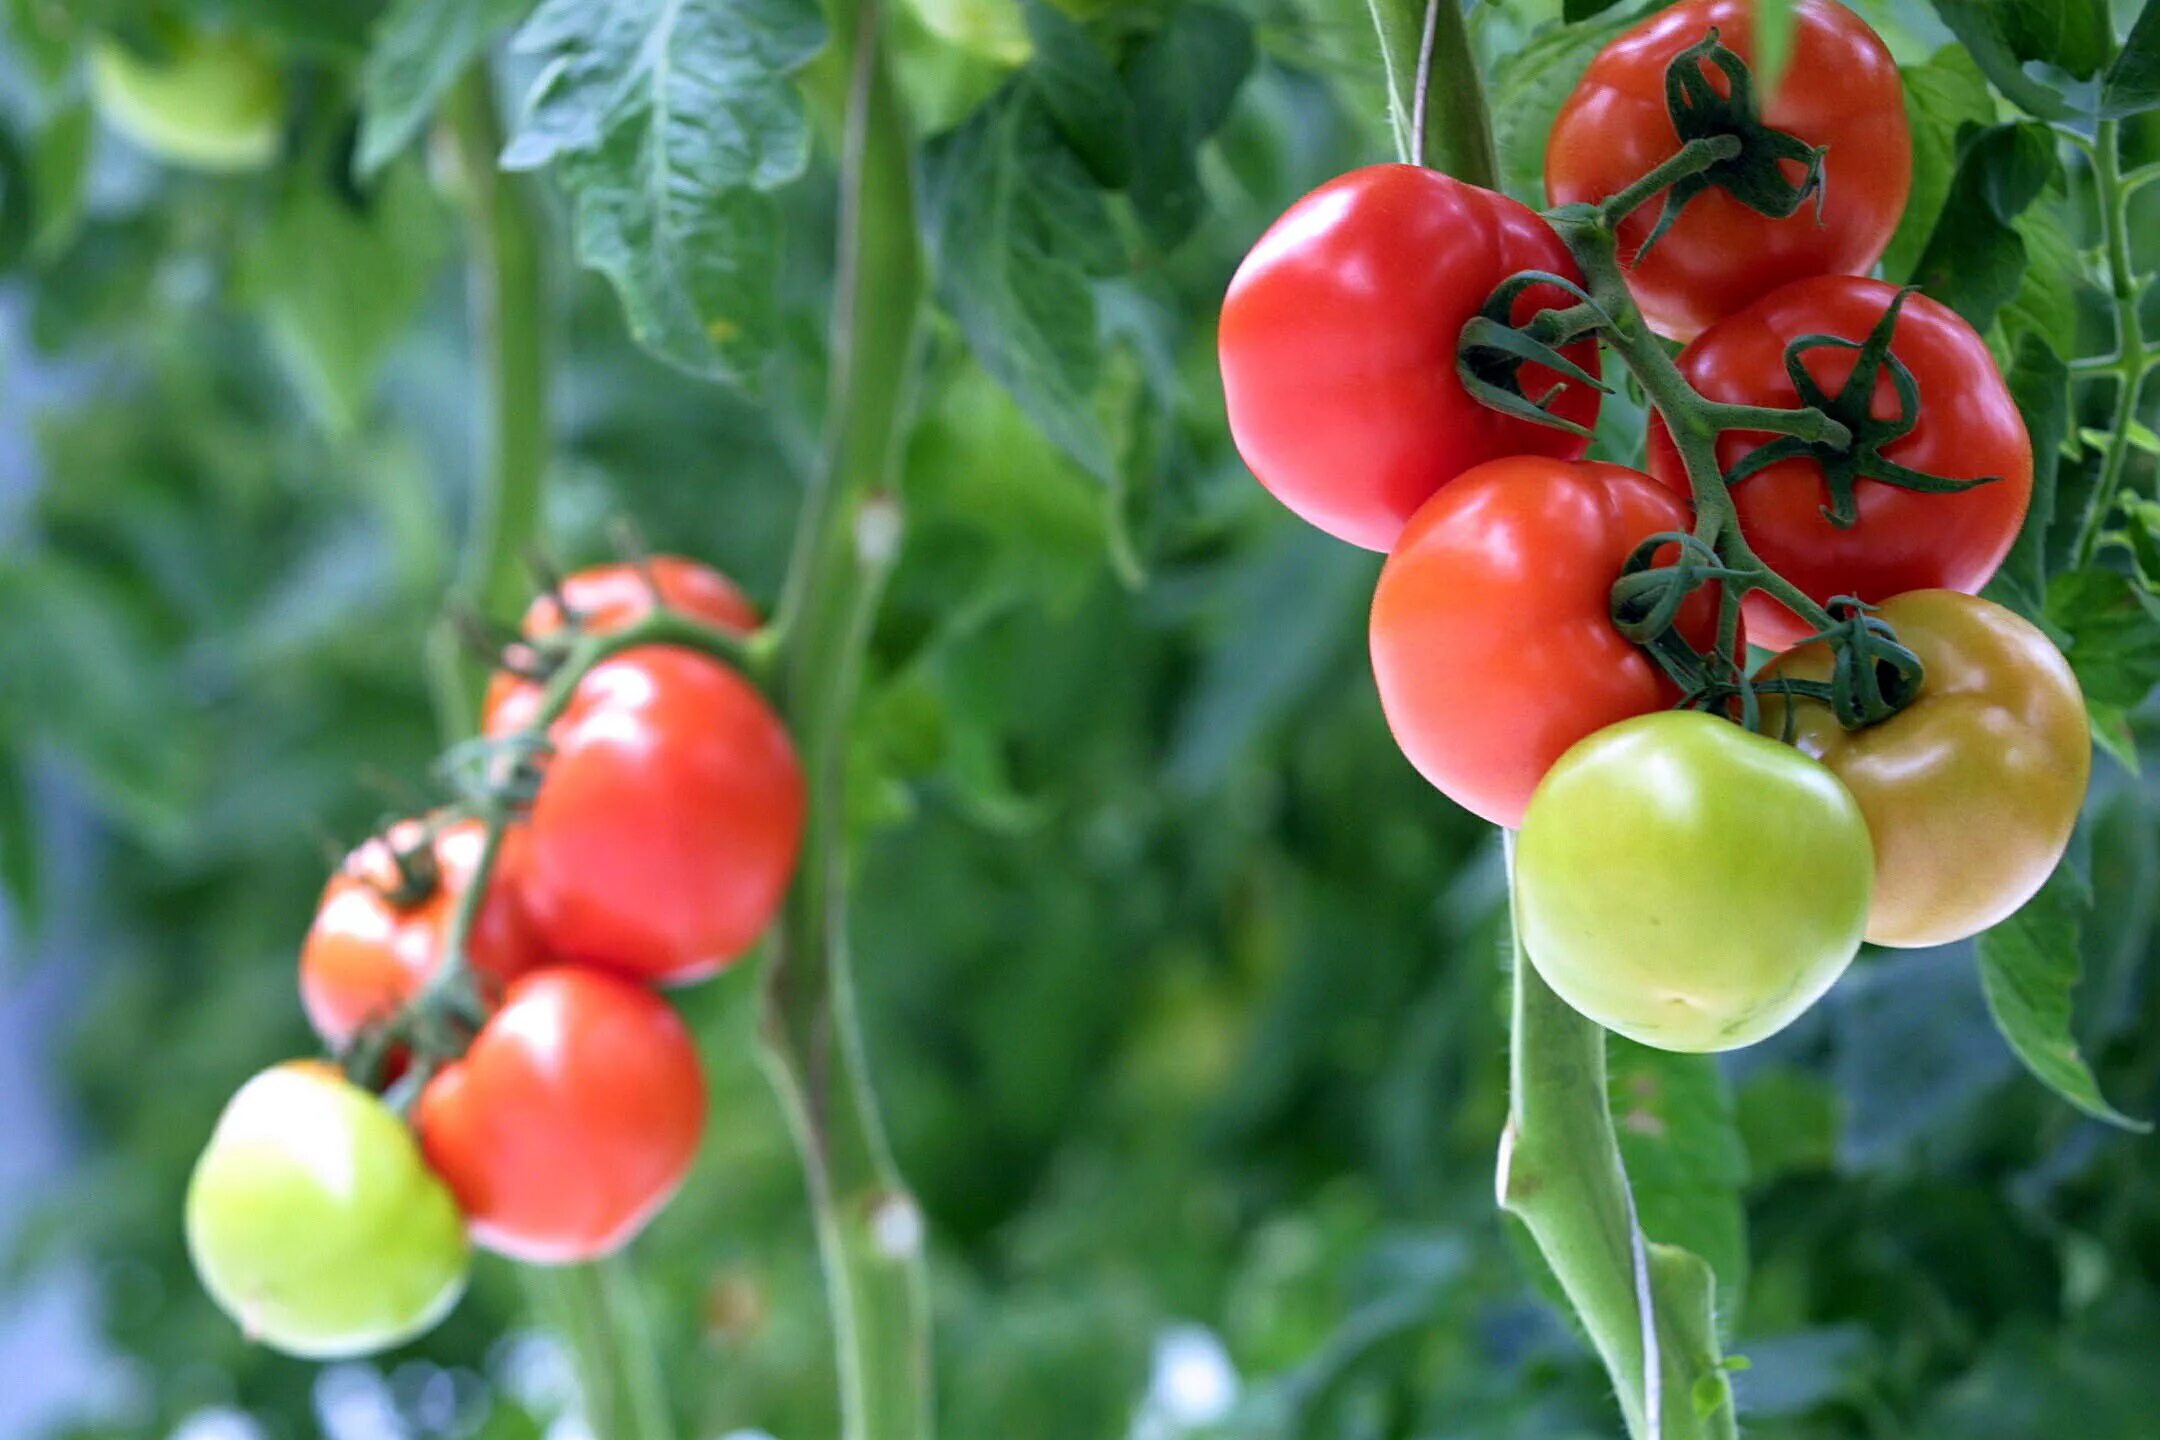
left=416, top=968, right=705, bottom=1263
left=1545, top=0, right=1910, bottom=341
left=299, top=819, right=544, bottom=1049
left=1647, top=276, right=2032, bottom=649
left=1369, top=457, right=1721, bottom=827
left=515, top=647, right=804, bottom=984
left=483, top=557, right=760, bottom=736
left=1219, top=163, right=1602, bottom=552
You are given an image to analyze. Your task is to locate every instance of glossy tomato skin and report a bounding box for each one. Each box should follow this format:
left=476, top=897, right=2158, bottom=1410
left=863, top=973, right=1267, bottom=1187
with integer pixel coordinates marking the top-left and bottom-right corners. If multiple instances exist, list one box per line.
left=483, top=557, right=760, bottom=736
left=512, top=647, right=803, bottom=984
left=1648, top=277, right=2033, bottom=648
left=1516, top=712, right=1873, bottom=1053
left=1759, top=591, right=2089, bottom=947
left=299, top=819, right=544, bottom=1049
left=1370, top=457, right=1720, bottom=827
left=1545, top=0, right=1910, bottom=341
left=1219, top=164, right=1602, bottom=552
left=416, top=968, right=706, bottom=1264
left=186, top=1062, right=469, bottom=1357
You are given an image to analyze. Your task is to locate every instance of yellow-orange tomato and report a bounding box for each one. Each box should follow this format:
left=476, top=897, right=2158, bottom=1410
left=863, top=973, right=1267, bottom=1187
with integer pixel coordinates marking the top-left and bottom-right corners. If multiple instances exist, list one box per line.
left=1759, top=591, right=2090, bottom=947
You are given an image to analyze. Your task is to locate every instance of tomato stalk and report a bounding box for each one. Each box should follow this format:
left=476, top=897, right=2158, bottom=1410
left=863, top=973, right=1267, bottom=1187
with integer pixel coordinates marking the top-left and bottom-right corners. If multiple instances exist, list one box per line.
left=2071, top=118, right=2155, bottom=567
left=758, top=0, right=935, bottom=1431
left=1370, top=0, right=1497, bottom=186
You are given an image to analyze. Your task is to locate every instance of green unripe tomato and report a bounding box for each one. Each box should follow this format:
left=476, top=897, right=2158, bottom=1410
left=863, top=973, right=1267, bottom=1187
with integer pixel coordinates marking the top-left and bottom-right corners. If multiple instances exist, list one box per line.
left=186, top=1062, right=469, bottom=1358
left=89, top=28, right=284, bottom=173
left=1515, top=711, right=1873, bottom=1054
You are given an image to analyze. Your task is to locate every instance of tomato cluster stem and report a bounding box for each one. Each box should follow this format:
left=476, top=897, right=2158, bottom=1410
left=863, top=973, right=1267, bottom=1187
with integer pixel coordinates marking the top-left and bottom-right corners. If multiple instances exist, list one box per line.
left=2073, top=118, right=2156, bottom=567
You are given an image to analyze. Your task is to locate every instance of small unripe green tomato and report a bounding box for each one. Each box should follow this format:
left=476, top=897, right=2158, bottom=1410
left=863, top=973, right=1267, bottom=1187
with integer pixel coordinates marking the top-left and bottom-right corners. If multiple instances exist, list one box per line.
left=1515, top=711, right=1874, bottom=1053
left=89, top=28, right=284, bottom=173
left=186, top=1062, right=469, bottom=1358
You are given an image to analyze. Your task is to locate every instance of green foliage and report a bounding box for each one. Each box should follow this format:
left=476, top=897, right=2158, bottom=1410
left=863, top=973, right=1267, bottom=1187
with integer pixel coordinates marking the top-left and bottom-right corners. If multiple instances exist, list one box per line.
left=4, top=2, right=2160, bottom=1439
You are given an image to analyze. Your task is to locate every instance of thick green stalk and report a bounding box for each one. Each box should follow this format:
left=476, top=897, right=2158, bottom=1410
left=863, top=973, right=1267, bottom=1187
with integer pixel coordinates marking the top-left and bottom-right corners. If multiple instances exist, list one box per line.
left=1367, top=0, right=1497, bottom=186
left=1500, top=842, right=1736, bottom=1440
left=760, top=0, right=932, bottom=1432
left=2074, top=119, right=2154, bottom=567
left=526, top=1260, right=677, bottom=1440
left=426, top=70, right=550, bottom=740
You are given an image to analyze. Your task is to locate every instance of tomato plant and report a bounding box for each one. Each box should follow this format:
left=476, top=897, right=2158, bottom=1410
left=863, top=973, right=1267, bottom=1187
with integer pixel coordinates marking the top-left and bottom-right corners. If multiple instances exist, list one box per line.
left=415, top=968, right=706, bottom=1264
left=1545, top=0, right=1909, bottom=341
left=1369, top=456, right=1719, bottom=827
left=1514, top=711, right=1873, bottom=1053
left=512, top=647, right=804, bottom=985
left=1759, top=591, right=2090, bottom=948
left=185, top=1063, right=469, bottom=1358
left=1648, top=275, right=2033, bottom=648
left=1219, top=164, right=1602, bottom=552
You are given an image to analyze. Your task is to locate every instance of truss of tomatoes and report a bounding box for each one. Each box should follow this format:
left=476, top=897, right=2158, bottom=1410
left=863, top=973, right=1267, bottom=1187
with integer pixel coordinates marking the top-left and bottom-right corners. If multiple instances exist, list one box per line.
left=1218, top=0, right=2090, bottom=1056
left=187, top=558, right=804, bottom=1359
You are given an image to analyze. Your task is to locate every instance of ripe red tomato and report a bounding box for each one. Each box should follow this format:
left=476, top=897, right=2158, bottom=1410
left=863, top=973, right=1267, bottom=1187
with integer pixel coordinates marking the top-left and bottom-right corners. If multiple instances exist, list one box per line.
left=484, top=557, right=760, bottom=736
left=299, top=819, right=544, bottom=1049
left=1219, top=164, right=1602, bottom=552
left=513, top=647, right=803, bottom=984
left=1369, top=457, right=1722, bottom=827
left=1545, top=0, right=1910, bottom=341
left=1648, top=276, right=2032, bottom=649
left=416, top=968, right=705, bottom=1263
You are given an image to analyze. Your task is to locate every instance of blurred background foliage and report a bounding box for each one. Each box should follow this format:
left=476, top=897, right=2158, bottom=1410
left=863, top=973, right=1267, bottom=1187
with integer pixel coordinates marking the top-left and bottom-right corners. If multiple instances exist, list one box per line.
left=1, top=0, right=2159, bottom=1438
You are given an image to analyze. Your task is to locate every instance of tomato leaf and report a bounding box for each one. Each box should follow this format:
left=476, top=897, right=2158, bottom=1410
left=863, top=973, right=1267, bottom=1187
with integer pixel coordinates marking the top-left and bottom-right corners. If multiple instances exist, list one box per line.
left=1121, top=4, right=1252, bottom=250
left=2100, top=0, right=2160, bottom=118
left=1021, top=0, right=1133, bottom=190
left=1884, top=48, right=1998, bottom=284
left=1978, top=863, right=2150, bottom=1132
left=923, top=87, right=1122, bottom=481
left=1608, top=1039, right=1749, bottom=1318
left=0, top=743, right=41, bottom=937
left=1908, top=122, right=2059, bottom=335
left=502, top=0, right=825, bottom=386
left=2046, top=567, right=2160, bottom=709
left=356, top=0, right=532, bottom=177
left=238, top=165, right=453, bottom=434
left=1928, top=0, right=2112, bottom=122
left=1984, top=336, right=2069, bottom=621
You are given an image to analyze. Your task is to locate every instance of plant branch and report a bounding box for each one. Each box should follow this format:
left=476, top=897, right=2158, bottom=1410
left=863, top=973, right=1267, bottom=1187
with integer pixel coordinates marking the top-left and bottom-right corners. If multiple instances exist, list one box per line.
left=2075, top=119, right=2154, bottom=567
left=1499, top=836, right=1737, bottom=1440
left=1368, top=0, right=1497, bottom=185
left=525, top=1260, right=676, bottom=1440
left=426, top=70, right=550, bottom=741
left=759, top=0, right=933, bottom=1431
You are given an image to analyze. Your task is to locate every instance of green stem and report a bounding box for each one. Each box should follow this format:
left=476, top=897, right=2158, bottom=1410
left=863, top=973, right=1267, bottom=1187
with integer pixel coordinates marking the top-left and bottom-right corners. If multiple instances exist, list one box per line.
left=1367, top=0, right=1497, bottom=185
left=2075, top=118, right=2153, bottom=568
left=760, top=0, right=933, bottom=1433
left=525, top=1261, right=676, bottom=1440
left=1596, top=135, right=1740, bottom=227
left=1499, top=837, right=1736, bottom=1440
left=426, top=69, right=550, bottom=740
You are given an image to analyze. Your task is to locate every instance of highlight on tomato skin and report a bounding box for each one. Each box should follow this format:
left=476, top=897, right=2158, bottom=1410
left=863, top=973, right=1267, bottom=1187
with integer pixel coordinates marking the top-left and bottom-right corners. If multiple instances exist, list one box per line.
left=415, top=967, right=708, bottom=1265
left=185, top=1062, right=470, bottom=1359
left=1368, top=456, right=1721, bottom=828
left=1758, top=590, right=2091, bottom=949
left=1219, top=163, right=1602, bottom=553
left=1514, top=710, right=1874, bottom=1054
left=1646, top=275, right=2033, bottom=649
left=516, top=646, right=806, bottom=985
left=297, top=818, right=546, bottom=1050
left=1545, top=0, right=1911, bottom=342
left=482, top=556, right=762, bottom=737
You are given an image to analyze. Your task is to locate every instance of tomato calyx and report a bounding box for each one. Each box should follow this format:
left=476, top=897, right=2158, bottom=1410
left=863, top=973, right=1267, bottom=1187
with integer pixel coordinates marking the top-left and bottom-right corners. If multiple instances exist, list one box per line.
left=1457, top=270, right=1612, bottom=438
left=1721, top=286, right=2002, bottom=527
left=1773, top=598, right=1926, bottom=729
left=1635, top=29, right=1827, bottom=261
